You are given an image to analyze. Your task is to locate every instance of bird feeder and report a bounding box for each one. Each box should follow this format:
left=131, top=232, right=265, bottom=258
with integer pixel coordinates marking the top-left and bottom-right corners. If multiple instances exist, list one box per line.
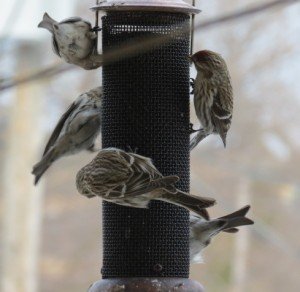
left=88, top=1, right=202, bottom=291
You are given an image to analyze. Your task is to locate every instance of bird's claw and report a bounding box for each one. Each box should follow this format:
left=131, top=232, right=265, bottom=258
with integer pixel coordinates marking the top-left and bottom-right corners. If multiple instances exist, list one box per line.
left=189, top=123, right=201, bottom=134
left=190, top=78, right=195, bottom=94
left=91, top=26, right=102, bottom=32
left=189, top=123, right=196, bottom=134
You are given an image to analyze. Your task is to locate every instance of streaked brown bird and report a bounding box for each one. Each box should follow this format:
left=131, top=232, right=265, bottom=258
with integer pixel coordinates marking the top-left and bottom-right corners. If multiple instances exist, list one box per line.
left=76, top=148, right=216, bottom=215
left=189, top=50, right=233, bottom=150
left=38, top=13, right=103, bottom=70
left=189, top=205, right=254, bottom=263
left=32, top=87, right=102, bottom=185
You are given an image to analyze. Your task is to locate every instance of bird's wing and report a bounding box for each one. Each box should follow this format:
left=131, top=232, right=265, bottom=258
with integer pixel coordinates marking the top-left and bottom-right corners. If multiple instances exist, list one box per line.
left=124, top=176, right=179, bottom=198
left=211, top=92, right=232, bottom=147
left=116, top=151, right=179, bottom=197
left=52, top=36, right=61, bottom=57
left=59, top=17, right=91, bottom=28
left=43, top=100, right=80, bottom=155
left=59, top=17, right=83, bottom=24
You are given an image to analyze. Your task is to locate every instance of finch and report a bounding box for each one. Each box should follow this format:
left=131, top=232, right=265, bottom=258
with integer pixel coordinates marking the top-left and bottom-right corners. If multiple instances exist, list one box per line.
left=189, top=205, right=254, bottom=263
left=189, top=50, right=233, bottom=150
left=76, top=148, right=216, bottom=214
left=38, top=13, right=103, bottom=70
left=32, top=87, right=102, bottom=185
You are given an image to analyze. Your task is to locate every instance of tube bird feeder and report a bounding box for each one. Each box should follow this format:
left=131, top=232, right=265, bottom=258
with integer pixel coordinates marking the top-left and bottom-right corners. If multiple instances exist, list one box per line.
left=89, top=1, right=202, bottom=291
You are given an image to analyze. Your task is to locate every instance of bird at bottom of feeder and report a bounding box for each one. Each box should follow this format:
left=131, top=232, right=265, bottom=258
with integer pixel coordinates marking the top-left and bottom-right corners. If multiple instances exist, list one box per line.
left=32, top=87, right=102, bottom=185
left=76, top=148, right=216, bottom=215
left=189, top=50, right=233, bottom=150
left=38, top=13, right=103, bottom=70
left=189, top=205, right=254, bottom=263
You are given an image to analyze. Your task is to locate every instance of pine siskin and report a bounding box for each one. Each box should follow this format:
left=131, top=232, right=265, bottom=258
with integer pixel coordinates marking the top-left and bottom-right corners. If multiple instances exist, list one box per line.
left=38, top=13, right=103, bottom=70
left=32, top=87, right=102, bottom=185
left=189, top=205, right=254, bottom=263
left=76, top=148, right=216, bottom=214
left=189, top=50, right=233, bottom=150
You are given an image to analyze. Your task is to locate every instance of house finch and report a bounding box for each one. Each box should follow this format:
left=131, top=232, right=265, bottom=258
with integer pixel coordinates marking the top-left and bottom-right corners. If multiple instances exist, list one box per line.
left=76, top=148, right=216, bottom=214
left=32, top=87, right=102, bottom=185
left=189, top=205, right=253, bottom=263
left=189, top=50, right=233, bottom=150
left=38, top=13, right=103, bottom=70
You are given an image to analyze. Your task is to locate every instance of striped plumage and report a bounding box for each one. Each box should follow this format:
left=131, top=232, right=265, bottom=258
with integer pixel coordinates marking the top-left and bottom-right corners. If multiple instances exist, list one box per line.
left=190, top=50, right=233, bottom=150
left=189, top=205, right=254, bottom=263
left=76, top=148, right=216, bottom=214
left=32, top=87, right=102, bottom=185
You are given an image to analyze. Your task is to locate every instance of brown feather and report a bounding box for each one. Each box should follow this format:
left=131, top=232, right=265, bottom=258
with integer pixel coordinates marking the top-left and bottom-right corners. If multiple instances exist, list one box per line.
left=43, top=101, right=79, bottom=156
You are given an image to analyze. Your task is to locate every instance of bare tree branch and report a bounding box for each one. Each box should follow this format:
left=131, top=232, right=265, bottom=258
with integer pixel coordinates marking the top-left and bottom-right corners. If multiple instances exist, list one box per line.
left=0, top=0, right=298, bottom=92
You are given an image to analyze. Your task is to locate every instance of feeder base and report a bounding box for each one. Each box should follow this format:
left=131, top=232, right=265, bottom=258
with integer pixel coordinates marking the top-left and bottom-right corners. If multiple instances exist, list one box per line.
left=88, top=277, right=204, bottom=292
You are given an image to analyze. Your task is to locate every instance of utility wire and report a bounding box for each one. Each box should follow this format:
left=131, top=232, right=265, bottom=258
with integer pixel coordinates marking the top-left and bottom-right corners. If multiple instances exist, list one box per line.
left=0, top=0, right=298, bottom=92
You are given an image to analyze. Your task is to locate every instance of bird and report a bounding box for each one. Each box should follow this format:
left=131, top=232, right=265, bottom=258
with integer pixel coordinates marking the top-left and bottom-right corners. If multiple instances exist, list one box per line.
left=32, top=87, right=102, bottom=185
left=38, top=13, right=103, bottom=70
left=189, top=50, right=233, bottom=150
left=76, top=148, right=216, bottom=214
left=189, top=205, right=254, bottom=263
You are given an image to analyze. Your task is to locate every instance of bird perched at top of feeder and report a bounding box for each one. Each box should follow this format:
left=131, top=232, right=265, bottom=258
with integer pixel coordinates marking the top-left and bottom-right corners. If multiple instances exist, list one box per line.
left=38, top=13, right=103, bottom=70
left=189, top=50, right=233, bottom=150
left=189, top=205, right=254, bottom=263
left=32, top=87, right=102, bottom=185
left=76, top=148, right=216, bottom=215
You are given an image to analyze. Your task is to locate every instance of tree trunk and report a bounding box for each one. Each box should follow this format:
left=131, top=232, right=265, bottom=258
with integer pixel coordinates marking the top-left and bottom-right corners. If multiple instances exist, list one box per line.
left=1, top=42, right=45, bottom=292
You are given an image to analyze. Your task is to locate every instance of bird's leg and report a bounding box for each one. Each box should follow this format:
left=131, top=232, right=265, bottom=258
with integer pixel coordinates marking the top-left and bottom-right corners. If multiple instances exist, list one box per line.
left=190, top=78, right=195, bottom=94
left=189, top=123, right=201, bottom=134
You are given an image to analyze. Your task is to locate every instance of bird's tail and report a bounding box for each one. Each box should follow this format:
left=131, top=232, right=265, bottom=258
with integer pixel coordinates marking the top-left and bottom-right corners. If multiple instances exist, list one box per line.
left=38, top=12, right=57, bottom=32
left=218, top=205, right=254, bottom=233
left=190, top=130, right=208, bottom=151
left=32, top=148, right=58, bottom=185
left=158, top=190, right=216, bottom=215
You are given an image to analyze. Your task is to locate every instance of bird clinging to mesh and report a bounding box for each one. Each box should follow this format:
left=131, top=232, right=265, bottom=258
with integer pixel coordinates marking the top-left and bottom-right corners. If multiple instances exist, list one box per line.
left=38, top=13, right=103, bottom=70
left=32, top=87, right=102, bottom=185
left=189, top=50, right=233, bottom=150
left=76, top=148, right=216, bottom=215
left=189, top=205, right=254, bottom=263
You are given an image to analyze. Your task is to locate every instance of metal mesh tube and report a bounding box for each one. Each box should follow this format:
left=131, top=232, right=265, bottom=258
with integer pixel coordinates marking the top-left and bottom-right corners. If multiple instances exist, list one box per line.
left=101, top=11, right=191, bottom=278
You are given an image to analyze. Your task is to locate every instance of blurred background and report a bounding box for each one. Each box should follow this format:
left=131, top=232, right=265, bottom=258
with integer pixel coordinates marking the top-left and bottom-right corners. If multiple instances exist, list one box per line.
left=0, top=0, right=299, bottom=291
